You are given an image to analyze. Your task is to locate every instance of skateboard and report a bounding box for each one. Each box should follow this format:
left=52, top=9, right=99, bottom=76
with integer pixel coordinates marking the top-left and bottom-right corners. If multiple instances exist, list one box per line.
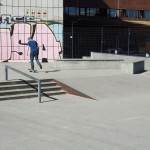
left=28, top=69, right=38, bottom=73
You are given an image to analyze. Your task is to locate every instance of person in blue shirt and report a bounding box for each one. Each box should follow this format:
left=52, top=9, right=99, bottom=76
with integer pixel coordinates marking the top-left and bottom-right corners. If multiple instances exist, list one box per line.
left=19, top=37, right=42, bottom=72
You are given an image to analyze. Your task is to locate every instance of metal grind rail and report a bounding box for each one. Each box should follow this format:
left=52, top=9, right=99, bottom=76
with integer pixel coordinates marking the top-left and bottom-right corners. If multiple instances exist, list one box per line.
left=5, top=65, right=42, bottom=103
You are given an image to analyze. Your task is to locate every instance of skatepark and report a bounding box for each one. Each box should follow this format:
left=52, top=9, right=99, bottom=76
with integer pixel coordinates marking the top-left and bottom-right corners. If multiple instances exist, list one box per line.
left=1, top=62, right=150, bottom=150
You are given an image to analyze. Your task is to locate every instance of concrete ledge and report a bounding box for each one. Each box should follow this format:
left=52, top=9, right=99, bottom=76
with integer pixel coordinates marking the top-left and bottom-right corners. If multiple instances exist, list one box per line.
left=52, top=59, right=124, bottom=69
left=91, top=51, right=150, bottom=71
left=121, top=60, right=145, bottom=74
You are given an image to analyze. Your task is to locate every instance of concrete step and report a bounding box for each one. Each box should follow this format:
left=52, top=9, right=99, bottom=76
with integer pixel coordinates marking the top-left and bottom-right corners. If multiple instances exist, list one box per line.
left=0, top=86, right=62, bottom=96
left=0, top=90, right=67, bottom=101
left=0, top=79, right=53, bottom=86
left=0, top=82, right=57, bottom=91
left=0, top=79, right=67, bottom=100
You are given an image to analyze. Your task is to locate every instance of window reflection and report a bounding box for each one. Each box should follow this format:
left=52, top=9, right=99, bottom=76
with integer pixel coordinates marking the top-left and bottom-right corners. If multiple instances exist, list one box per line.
left=64, top=7, right=68, bottom=15
left=68, top=7, right=76, bottom=16
left=64, top=6, right=150, bottom=19
left=87, top=8, right=96, bottom=16
left=144, top=10, right=150, bottom=18
left=139, top=10, right=144, bottom=18
left=126, top=10, right=138, bottom=18
left=110, top=9, right=117, bottom=17
left=80, top=8, right=86, bottom=16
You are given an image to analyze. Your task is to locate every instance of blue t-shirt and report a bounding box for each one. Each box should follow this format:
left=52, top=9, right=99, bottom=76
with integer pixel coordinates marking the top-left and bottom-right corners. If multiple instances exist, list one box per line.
left=28, top=40, right=38, bottom=52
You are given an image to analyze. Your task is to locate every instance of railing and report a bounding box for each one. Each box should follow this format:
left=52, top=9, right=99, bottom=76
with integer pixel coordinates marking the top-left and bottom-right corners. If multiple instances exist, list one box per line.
left=5, top=65, right=41, bottom=103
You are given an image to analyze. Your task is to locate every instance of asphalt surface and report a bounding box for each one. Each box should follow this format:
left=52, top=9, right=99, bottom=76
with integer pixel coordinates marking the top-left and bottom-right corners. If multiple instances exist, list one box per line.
left=1, top=62, right=150, bottom=150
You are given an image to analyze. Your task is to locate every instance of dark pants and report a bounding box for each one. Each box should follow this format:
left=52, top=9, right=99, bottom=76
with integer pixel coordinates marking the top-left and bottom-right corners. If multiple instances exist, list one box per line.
left=30, top=51, right=40, bottom=70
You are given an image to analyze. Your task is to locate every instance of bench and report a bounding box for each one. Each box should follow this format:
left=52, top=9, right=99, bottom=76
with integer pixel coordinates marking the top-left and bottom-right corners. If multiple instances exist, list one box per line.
left=121, top=60, right=144, bottom=74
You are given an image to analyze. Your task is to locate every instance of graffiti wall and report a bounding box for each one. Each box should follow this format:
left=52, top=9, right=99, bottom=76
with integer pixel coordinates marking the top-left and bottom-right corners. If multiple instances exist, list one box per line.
left=0, top=0, right=63, bottom=62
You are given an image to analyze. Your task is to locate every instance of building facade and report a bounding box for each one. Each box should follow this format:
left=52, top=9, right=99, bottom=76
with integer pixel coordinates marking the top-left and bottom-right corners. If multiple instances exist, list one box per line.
left=0, top=0, right=63, bottom=62
left=1, top=0, right=150, bottom=62
left=64, top=0, right=150, bottom=58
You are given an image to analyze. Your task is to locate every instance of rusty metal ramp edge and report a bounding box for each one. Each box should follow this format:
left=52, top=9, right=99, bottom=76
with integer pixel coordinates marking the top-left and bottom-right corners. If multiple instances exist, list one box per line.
left=52, top=79, right=95, bottom=100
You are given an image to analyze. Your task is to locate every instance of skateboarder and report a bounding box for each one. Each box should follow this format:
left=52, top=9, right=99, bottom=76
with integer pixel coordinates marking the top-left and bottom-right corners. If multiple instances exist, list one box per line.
left=18, top=37, right=42, bottom=72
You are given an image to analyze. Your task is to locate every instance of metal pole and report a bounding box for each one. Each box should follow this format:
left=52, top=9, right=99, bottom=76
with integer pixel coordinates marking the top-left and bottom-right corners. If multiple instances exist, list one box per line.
left=71, top=20, right=79, bottom=58
left=4, top=65, right=42, bottom=103
left=101, top=27, right=103, bottom=52
left=117, top=0, right=120, bottom=17
left=38, top=80, right=41, bottom=103
left=72, top=22, right=73, bottom=58
left=128, top=28, right=130, bottom=55
left=5, top=66, right=8, bottom=80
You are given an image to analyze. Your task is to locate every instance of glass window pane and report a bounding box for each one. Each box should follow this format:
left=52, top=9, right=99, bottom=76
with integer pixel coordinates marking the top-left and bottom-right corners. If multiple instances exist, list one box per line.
left=126, top=10, right=138, bottom=18
left=64, top=7, right=68, bottom=15
left=110, top=9, right=117, bottom=17
left=87, top=8, right=96, bottom=16
left=107, top=9, right=110, bottom=17
left=144, top=10, right=150, bottom=18
left=76, top=7, right=79, bottom=16
left=80, top=8, right=85, bottom=16
left=68, top=7, right=76, bottom=16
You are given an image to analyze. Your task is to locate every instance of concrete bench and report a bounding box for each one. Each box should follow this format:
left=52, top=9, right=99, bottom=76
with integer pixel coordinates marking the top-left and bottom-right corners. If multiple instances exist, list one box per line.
left=121, top=60, right=144, bottom=74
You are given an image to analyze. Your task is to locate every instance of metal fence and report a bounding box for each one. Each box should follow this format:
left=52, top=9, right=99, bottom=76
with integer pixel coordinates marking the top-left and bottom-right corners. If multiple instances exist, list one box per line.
left=63, top=25, right=150, bottom=58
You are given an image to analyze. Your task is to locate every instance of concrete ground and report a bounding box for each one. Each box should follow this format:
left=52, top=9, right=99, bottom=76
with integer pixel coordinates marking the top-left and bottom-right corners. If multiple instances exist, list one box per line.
left=1, top=62, right=150, bottom=150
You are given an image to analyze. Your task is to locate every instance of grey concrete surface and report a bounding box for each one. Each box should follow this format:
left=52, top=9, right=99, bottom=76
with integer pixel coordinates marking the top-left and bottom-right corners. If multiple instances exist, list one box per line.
left=52, top=59, right=123, bottom=69
left=91, top=52, right=150, bottom=70
left=1, top=62, right=150, bottom=150
left=121, top=60, right=144, bottom=74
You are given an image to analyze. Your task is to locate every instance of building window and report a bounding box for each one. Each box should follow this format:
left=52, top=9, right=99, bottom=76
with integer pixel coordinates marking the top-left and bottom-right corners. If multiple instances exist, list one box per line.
left=138, top=10, right=144, bottom=19
left=100, top=8, right=107, bottom=17
left=126, top=10, right=138, bottom=18
left=144, top=10, right=150, bottom=18
left=76, top=7, right=79, bottom=16
left=94, top=9, right=100, bottom=16
left=109, top=9, right=117, bottom=17
left=87, top=8, right=96, bottom=16
left=119, top=9, right=127, bottom=18
left=138, top=10, right=144, bottom=18
left=79, top=8, right=86, bottom=16
left=64, top=7, right=69, bottom=15
left=64, top=7, right=150, bottom=20
left=64, top=7, right=79, bottom=16
left=68, top=7, right=76, bottom=16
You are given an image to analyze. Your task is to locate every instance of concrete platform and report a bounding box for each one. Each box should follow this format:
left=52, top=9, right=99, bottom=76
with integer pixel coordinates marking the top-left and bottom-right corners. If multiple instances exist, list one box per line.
left=1, top=62, right=150, bottom=150
left=121, top=60, right=145, bottom=74
left=52, top=59, right=124, bottom=69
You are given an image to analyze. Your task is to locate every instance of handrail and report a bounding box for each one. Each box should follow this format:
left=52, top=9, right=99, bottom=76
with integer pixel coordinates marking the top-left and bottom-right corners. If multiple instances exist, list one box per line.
left=5, top=65, right=41, bottom=103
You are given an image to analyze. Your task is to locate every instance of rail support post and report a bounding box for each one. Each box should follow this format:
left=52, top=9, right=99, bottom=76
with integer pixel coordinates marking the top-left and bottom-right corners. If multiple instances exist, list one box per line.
left=5, top=66, right=8, bottom=80
left=38, top=80, right=41, bottom=103
left=4, top=65, right=42, bottom=103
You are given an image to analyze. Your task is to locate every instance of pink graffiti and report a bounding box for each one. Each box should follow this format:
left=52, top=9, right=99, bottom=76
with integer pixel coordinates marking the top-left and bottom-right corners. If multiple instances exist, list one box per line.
left=34, top=24, right=61, bottom=60
left=11, top=23, right=30, bottom=61
left=0, top=29, right=11, bottom=61
left=0, top=23, right=62, bottom=62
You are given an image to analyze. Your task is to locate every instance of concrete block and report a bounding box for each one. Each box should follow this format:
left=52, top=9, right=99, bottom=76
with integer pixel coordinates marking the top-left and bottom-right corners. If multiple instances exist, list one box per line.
left=52, top=59, right=124, bottom=69
left=121, top=60, right=144, bottom=74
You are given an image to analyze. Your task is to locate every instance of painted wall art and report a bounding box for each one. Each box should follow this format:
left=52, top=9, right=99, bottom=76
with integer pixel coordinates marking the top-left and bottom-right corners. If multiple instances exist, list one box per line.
left=0, top=0, right=63, bottom=62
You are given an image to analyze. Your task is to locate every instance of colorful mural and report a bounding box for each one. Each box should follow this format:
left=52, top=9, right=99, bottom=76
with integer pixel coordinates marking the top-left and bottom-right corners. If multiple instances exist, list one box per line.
left=0, top=0, right=63, bottom=62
